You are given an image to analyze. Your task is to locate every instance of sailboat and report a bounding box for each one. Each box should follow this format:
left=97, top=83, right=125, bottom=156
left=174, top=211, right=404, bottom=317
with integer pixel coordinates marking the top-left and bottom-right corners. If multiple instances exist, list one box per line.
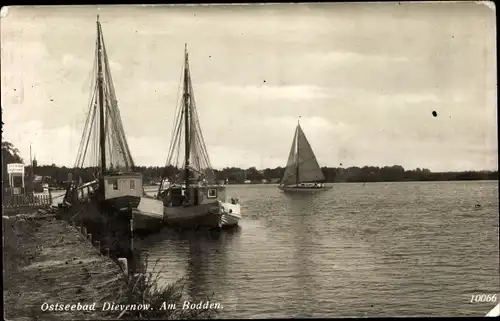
left=156, top=44, right=241, bottom=229
left=278, top=118, right=332, bottom=193
left=61, top=15, right=163, bottom=232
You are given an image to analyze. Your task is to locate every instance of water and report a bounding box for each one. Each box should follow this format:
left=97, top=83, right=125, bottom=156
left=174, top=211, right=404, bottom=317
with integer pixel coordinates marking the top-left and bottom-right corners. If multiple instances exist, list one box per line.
left=128, top=182, right=498, bottom=316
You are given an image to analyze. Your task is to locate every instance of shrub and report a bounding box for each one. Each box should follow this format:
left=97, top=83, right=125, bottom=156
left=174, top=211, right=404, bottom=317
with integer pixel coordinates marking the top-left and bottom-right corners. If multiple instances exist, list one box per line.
left=108, top=256, right=219, bottom=320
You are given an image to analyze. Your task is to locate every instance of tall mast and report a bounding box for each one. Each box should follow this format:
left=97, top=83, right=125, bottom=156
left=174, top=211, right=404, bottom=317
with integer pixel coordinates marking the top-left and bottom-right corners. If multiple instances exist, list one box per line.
left=296, top=117, right=300, bottom=185
left=96, top=15, right=106, bottom=174
left=30, top=143, right=33, bottom=190
left=183, top=44, right=190, bottom=191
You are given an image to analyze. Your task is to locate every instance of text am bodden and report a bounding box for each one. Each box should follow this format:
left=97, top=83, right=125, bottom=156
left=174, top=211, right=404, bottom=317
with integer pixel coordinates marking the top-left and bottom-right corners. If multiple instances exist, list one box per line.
left=40, top=301, right=223, bottom=312
left=160, top=301, right=223, bottom=310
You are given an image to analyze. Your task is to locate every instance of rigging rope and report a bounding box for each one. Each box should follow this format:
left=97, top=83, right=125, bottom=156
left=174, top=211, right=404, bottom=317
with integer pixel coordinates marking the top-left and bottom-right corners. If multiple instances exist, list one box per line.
left=164, top=63, right=185, bottom=171
left=74, top=43, right=98, bottom=169
left=73, top=26, right=136, bottom=175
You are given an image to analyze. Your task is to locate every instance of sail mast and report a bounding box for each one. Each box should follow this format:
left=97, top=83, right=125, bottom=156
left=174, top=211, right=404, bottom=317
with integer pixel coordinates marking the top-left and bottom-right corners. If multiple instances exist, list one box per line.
left=96, top=15, right=106, bottom=174
left=295, top=117, right=300, bottom=185
left=30, top=143, right=33, bottom=191
left=183, top=44, right=190, bottom=191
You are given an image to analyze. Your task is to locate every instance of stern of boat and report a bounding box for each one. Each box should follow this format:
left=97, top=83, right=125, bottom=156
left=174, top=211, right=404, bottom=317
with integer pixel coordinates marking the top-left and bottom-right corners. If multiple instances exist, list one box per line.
left=219, top=198, right=242, bottom=227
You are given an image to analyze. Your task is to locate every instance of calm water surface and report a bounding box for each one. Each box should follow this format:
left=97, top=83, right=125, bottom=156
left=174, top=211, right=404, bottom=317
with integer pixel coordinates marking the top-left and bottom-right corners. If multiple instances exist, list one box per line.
left=138, top=181, right=498, bottom=318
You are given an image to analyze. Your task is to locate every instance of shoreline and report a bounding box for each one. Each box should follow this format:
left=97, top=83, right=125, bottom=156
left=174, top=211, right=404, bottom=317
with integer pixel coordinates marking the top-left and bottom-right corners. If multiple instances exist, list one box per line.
left=3, top=208, right=221, bottom=320
left=3, top=212, right=124, bottom=320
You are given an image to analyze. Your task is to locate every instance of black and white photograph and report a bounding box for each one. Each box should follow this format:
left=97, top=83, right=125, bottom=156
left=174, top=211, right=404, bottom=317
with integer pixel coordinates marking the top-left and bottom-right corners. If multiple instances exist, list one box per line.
left=1, top=2, right=498, bottom=319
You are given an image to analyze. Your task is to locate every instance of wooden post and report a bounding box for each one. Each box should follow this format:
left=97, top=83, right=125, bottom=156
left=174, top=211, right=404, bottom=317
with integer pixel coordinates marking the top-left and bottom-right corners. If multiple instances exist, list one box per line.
left=88, top=233, right=92, bottom=242
left=117, top=258, right=128, bottom=277
left=130, top=211, right=134, bottom=252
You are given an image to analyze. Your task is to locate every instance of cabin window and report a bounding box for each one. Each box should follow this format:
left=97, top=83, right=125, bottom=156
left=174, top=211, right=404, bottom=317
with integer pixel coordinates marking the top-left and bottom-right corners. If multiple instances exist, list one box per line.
left=130, top=180, right=135, bottom=190
left=207, top=188, right=217, bottom=198
left=112, top=180, right=118, bottom=190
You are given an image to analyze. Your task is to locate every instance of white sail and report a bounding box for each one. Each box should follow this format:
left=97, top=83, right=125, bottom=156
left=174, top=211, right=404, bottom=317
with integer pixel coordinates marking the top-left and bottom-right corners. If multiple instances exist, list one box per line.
left=280, top=123, right=325, bottom=185
left=296, top=125, right=324, bottom=182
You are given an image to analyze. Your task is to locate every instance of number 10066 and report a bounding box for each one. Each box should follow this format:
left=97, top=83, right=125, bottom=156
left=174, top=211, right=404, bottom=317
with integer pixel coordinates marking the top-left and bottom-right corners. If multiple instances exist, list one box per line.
left=470, top=294, right=497, bottom=303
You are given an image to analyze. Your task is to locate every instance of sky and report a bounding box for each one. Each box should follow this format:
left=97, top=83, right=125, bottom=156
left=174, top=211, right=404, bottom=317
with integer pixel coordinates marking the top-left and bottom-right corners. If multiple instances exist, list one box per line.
left=1, top=2, right=497, bottom=172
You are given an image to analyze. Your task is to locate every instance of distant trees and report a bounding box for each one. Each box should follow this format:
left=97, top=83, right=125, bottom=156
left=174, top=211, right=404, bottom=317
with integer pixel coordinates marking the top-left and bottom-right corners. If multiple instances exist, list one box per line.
left=25, top=164, right=500, bottom=187
left=2, top=141, right=23, bottom=163
left=2, top=141, right=24, bottom=184
left=1, top=141, right=496, bottom=187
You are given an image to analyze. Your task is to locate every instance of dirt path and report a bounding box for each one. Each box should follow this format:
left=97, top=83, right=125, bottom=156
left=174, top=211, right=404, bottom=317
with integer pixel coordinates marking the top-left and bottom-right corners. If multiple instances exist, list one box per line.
left=3, top=214, right=125, bottom=320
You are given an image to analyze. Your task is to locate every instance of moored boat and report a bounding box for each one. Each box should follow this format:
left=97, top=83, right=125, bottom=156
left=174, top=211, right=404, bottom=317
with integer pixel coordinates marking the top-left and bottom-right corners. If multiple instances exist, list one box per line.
left=156, top=44, right=241, bottom=229
left=60, top=15, right=163, bottom=234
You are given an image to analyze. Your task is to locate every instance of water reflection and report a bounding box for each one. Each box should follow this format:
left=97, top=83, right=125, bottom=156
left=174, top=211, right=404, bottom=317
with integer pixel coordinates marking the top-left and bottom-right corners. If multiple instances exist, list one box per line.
left=139, top=226, right=242, bottom=302
left=137, top=183, right=499, bottom=318
left=184, top=228, right=240, bottom=300
left=285, top=195, right=319, bottom=317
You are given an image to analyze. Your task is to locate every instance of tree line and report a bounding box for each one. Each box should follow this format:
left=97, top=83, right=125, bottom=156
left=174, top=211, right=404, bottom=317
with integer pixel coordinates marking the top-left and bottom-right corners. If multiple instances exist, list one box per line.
left=14, top=164, right=500, bottom=188
left=2, top=141, right=497, bottom=188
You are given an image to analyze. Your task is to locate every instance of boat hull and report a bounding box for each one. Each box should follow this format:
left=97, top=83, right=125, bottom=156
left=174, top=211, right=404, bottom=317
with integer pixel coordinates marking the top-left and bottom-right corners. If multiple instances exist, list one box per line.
left=102, top=195, right=141, bottom=213
left=219, top=201, right=242, bottom=227
left=132, top=212, right=164, bottom=232
left=278, top=185, right=333, bottom=193
left=163, top=201, right=222, bottom=229
left=131, top=197, right=164, bottom=232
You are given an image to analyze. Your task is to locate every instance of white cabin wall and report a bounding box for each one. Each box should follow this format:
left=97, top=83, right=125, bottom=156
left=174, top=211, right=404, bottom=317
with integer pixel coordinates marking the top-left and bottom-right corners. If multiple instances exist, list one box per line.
left=104, top=176, right=142, bottom=199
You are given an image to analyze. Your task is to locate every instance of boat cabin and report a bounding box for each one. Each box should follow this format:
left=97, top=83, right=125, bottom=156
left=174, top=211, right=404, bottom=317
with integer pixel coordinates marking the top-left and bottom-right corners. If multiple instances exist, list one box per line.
left=62, top=179, right=99, bottom=205
left=63, top=173, right=143, bottom=204
left=103, top=173, right=143, bottom=200
left=159, top=184, right=226, bottom=207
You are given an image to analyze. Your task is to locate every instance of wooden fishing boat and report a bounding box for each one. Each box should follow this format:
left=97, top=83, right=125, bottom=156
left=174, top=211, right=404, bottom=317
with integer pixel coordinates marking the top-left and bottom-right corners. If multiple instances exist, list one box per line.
left=60, top=15, right=163, bottom=233
left=156, top=45, right=242, bottom=229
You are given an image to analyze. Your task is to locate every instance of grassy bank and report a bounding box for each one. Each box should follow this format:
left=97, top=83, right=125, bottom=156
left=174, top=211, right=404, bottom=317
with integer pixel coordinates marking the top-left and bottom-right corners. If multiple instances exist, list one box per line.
left=3, top=213, right=219, bottom=320
left=3, top=214, right=123, bottom=320
left=110, top=256, right=219, bottom=320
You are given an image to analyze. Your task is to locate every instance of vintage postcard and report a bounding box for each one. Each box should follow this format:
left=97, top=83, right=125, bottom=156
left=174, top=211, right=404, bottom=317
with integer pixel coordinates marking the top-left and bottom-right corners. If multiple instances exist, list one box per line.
left=1, top=2, right=498, bottom=319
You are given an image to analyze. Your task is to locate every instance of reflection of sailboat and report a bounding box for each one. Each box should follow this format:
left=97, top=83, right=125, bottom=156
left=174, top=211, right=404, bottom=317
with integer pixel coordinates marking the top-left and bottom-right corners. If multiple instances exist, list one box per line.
left=156, top=45, right=241, bottom=229
left=278, top=118, right=332, bottom=193
left=288, top=199, right=317, bottom=317
left=61, top=15, right=163, bottom=233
